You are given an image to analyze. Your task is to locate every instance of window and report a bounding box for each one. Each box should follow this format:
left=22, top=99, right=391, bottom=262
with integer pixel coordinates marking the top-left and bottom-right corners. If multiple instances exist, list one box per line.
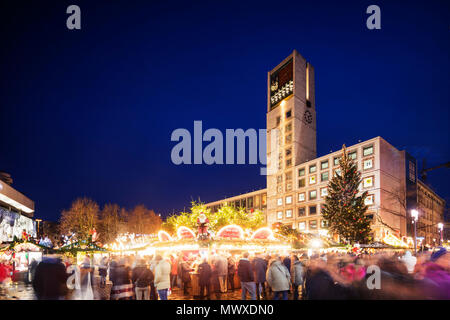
left=247, top=197, right=254, bottom=208
left=309, top=205, right=317, bottom=215
left=277, top=175, right=283, bottom=183
left=334, top=156, right=341, bottom=166
left=277, top=185, right=283, bottom=193
left=286, top=110, right=292, bottom=119
left=285, top=196, right=292, bottom=205
left=321, top=220, right=329, bottom=228
left=241, top=198, right=246, bottom=208
left=321, top=171, right=329, bottom=182
left=285, top=134, right=292, bottom=144
left=234, top=200, right=240, bottom=208
left=363, top=158, right=373, bottom=170
left=286, top=209, right=292, bottom=218
left=286, top=172, right=292, bottom=181
left=298, top=222, right=306, bottom=231
left=334, top=168, right=341, bottom=176
left=285, top=148, right=292, bottom=157
left=255, top=195, right=260, bottom=207
left=298, top=178, right=305, bottom=188
left=363, top=145, right=373, bottom=156
left=365, top=195, right=374, bottom=206
left=309, top=175, right=316, bottom=185
left=363, top=176, right=374, bottom=188
left=298, top=168, right=305, bottom=177
left=262, top=194, right=267, bottom=207
left=298, top=207, right=306, bottom=217
left=286, top=159, right=292, bottom=167
left=309, top=165, right=317, bottom=173
left=309, top=220, right=318, bottom=229
left=321, top=188, right=328, bottom=197
left=321, top=160, right=329, bottom=170
left=285, top=123, right=292, bottom=133
left=348, top=151, right=357, bottom=160
left=276, top=116, right=281, bottom=126
left=277, top=198, right=283, bottom=206
left=298, top=193, right=305, bottom=202
left=309, top=190, right=317, bottom=200
left=277, top=211, right=283, bottom=219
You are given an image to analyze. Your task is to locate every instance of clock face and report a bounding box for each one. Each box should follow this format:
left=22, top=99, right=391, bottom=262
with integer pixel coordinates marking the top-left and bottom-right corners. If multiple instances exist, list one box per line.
left=304, top=110, right=313, bottom=124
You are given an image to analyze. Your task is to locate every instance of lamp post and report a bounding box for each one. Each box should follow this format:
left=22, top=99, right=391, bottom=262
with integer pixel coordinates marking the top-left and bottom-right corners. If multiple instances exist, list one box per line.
left=437, top=222, right=444, bottom=246
left=35, top=219, right=42, bottom=239
left=411, top=209, right=419, bottom=255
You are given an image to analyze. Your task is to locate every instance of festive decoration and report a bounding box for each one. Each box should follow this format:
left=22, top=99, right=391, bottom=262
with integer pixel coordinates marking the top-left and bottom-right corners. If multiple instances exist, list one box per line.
left=250, top=227, right=274, bottom=240
left=157, top=230, right=173, bottom=242
left=216, top=224, right=245, bottom=240
left=177, top=226, right=196, bottom=240
left=196, top=213, right=210, bottom=240
left=321, top=145, right=372, bottom=244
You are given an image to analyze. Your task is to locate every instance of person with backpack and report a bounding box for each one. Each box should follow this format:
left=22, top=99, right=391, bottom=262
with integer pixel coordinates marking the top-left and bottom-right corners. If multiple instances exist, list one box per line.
left=266, top=255, right=291, bottom=300
left=132, top=259, right=154, bottom=300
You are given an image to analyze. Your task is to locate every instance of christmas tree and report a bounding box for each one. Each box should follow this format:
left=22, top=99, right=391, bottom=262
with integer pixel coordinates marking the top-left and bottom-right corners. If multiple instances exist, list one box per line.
left=322, top=145, right=372, bottom=244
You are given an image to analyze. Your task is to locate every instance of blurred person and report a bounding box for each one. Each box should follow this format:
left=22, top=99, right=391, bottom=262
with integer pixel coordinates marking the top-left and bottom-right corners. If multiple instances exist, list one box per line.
left=79, top=256, right=94, bottom=300
left=110, top=258, right=133, bottom=300
left=252, top=253, right=268, bottom=300
left=98, top=256, right=108, bottom=288
left=198, top=258, right=212, bottom=300
left=132, top=259, right=154, bottom=300
left=32, top=255, right=68, bottom=300
left=170, top=254, right=178, bottom=288
left=237, top=252, right=256, bottom=300
left=227, top=255, right=236, bottom=291
left=291, top=255, right=304, bottom=300
left=213, top=253, right=228, bottom=293
left=399, top=251, right=417, bottom=274
left=266, top=255, right=290, bottom=300
left=154, top=255, right=171, bottom=300
left=178, top=256, right=192, bottom=295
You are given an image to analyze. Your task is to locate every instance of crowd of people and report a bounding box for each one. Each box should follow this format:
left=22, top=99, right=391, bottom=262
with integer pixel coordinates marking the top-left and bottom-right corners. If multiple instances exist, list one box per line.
left=0, top=246, right=448, bottom=300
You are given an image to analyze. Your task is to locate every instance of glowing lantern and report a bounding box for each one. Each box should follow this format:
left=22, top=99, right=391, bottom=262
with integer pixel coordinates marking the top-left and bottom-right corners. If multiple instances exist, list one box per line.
left=250, top=227, right=274, bottom=240
left=216, top=225, right=244, bottom=240
left=158, top=230, right=173, bottom=242
left=177, top=226, right=196, bottom=240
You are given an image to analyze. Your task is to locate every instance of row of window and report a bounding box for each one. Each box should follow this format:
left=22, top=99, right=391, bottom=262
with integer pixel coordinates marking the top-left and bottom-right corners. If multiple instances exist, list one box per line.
left=278, top=186, right=375, bottom=205
left=298, top=219, right=329, bottom=231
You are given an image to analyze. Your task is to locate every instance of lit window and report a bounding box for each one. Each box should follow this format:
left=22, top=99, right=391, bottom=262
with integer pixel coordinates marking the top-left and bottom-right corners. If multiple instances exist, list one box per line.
left=277, top=211, right=283, bottom=219
left=321, top=220, right=329, bottom=228
left=348, top=151, right=357, bottom=160
left=298, top=168, right=305, bottom=177
left=286, top=182, right=292, bottom=192
left=298, top=178, right=305, bottom=188
left=363, top=159, right=373, bottom=170
left=363, top=177, right=374, bottom=188
left=298, top=207, right=306, bottom=217
left=321, top=188, right=328, bottom=197
left=286, top=209, right=292, bottom=218
left=309, top=220, right=318, bottom=229
left=309, top=165, right=317, bottom=173
left=321, top=161, right=329, bottom=170
left=298, top=193, right=305, bottom=202
left=309, top=190, right=317, bottom=200
left=334, top=156, right=341, bottom=166
left=286, top=171, right=292, bottom=181
left=298, top=222, right=306, bottom=231
left=285, top=196, right=292, bottom=204
left=334, top=168, right=341, bottom=176
left=363, top=145, right=373, bottom=156
left=277, top=198, right=283, bottom=206
left=309, top=175, right=316, bottom=185
left=321, top=171, right=329, bottom=182
left=365, top=195, right=374, bottom=205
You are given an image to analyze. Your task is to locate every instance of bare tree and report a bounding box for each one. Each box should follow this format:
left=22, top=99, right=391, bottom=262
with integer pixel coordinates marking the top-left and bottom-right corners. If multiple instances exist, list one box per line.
left=59, top=198, right=99, bottom=242
left=98, top=203, right=121, bottom=244
left=126, top=204, right=162, bottom=235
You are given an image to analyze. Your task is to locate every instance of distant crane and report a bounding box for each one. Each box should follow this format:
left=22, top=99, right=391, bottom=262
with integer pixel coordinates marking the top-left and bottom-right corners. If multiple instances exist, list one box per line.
left=420, top=159, right=450, bottom=182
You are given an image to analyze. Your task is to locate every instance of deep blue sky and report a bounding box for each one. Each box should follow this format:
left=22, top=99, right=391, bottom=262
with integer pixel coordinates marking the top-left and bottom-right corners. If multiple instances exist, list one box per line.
left=1, top=0, right=449, bottom=222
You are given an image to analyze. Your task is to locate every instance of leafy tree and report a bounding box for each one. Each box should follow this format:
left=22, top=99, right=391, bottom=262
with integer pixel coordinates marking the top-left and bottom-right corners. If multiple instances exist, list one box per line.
left=321, top=145, right=372, bottom=244
left=59, top=198, right=99, bottom=242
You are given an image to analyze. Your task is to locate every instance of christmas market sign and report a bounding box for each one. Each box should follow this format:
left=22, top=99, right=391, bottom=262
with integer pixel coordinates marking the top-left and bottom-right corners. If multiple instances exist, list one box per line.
left=250, top=227, right=274, bottom=240
left=157, top=230, right=173, bottom=242
left=216, top=225, right=244, bottom=240
left=177, top=226, right=196, bottom=240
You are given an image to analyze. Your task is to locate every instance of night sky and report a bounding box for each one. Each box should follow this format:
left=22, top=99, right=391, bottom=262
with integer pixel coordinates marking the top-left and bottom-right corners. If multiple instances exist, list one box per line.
left=1, top=0, right=449, bottom=222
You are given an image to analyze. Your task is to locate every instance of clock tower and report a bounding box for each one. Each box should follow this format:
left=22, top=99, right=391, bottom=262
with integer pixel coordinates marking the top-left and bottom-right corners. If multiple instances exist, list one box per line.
left=266, top=50, right=317, bottom=222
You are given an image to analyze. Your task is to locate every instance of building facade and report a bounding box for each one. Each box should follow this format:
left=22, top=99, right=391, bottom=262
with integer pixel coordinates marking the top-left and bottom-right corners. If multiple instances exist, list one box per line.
left=205, top=50, right=445, bottom=245
left=0, top=173, right=35, bottom=242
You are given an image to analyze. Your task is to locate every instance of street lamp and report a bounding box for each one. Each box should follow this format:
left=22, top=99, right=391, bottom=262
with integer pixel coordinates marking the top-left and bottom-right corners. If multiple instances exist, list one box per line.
left=411, top=209, right=419, bottom=255
left=437, top=222, right=444, bottom=246
left=35, top=219, right=42, bottom=238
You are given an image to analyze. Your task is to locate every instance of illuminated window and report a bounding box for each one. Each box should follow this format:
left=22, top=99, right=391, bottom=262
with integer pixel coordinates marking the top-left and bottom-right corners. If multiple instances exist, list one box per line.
left=286, top=209, right=292, bottom=218
left=363, top=158, right=373, bottom=170
left=309, top=175, right=316, bottom=185
left=363, top=177, right=374, bottom=188
left=321, top=220, right=329, bottom=228
left=365, top=195, right=374, bottom=205
left=321, top=188, right=328, bottom=197
left=363, top=145, right=373, bottom=156
left=298, top=207, right=306, bottom=217
left=262, top=194, right=267, bottom=207
left=321, top=171, right=329, bottom=182
left=298, top=178, right=305, bottom=188
left=298, top=222, right=306, bottom=231
left=309, top=190, right=317, bottom=200
left=309, top=220, right=318, bottom=229
left=285, top=196, right=292, bottom=204
left=321, top=161, right=329, bottom=170
left=298, top=193, right=305, bottom=202
left=298, top=168, right=305, bottom=177
left=334, top=168, right=341, bottom=176
left=334, top=156, right=341, bottom=166
left=309, top=165, right=317, bottom=173
left=348, top=151, right=357, bottom=160
left=277, top=211, right=283, bottom=219
left=277, top=198, right=283, bottom=206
